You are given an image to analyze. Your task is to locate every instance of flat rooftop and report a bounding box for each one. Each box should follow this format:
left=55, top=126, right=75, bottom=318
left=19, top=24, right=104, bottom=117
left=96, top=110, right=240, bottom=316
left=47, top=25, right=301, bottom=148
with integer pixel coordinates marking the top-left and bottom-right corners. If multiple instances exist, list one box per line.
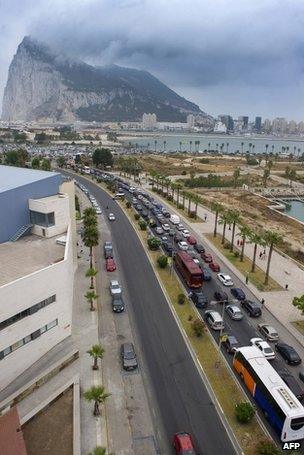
left=0, top=165, right=61, bottom=193
left=0, top=234, right=66, bottom=287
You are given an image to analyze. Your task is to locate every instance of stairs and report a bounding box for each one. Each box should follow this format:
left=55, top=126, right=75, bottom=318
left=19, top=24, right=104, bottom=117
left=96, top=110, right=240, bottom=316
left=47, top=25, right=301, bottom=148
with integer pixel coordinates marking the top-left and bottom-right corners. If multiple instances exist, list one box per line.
left=10, top=224, right=33, bottom=242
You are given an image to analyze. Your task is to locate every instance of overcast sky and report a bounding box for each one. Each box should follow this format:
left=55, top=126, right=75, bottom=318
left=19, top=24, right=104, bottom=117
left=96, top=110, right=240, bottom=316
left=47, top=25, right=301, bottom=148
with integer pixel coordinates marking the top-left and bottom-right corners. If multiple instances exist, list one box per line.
left=1, top=0, right=304, bottom=120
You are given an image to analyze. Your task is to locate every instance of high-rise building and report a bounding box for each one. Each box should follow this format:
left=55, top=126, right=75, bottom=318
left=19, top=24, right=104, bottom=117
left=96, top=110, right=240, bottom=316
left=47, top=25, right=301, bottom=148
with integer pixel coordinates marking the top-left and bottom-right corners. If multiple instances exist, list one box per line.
left=288, top=120, right=297, bottom=134
left=142, top=113, right=157, bottom=130
left=187, top=114, right=195, bottom=129
left=218, top=115, right=234, bottom=131
left=263, top=119, right=272, bottom=133
left=272, top=117, right=287, bottom=133
left=238, top=116, right=249, bottom=130
left=255, top=116, right=262, bottom=132
left=298, top=121, right=304, bottom=133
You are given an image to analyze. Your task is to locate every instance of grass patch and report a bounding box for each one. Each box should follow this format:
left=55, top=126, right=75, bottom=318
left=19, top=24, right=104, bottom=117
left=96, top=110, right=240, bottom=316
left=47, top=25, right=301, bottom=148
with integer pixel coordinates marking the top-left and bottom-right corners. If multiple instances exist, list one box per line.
left=291, top=320, right=304, bottom=336
left=206, top=234, right=282, bottom=292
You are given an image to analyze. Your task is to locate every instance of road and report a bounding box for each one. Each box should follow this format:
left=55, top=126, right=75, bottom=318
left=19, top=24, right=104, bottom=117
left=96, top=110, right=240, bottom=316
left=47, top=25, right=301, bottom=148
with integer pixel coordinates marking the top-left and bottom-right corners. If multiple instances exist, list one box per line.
left=63, top=171, right=237, bottom=455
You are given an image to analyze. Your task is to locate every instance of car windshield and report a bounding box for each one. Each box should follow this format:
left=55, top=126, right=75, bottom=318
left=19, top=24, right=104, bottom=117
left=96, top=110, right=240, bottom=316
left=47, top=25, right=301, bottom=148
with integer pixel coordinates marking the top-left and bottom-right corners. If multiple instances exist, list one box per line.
left=124, top=351, right=135, bottom=360
left=264, top=348, right=273, bottom=354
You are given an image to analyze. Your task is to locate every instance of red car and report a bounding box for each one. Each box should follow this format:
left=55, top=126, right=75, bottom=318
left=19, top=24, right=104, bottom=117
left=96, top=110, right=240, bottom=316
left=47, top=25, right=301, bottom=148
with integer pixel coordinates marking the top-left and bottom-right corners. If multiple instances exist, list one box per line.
left=106, top=258, right=116, bottom=272
left=202, top=252, right=213, bottom=263
left=173, top=432, right=196, bottom=454
left=209, top=262, right=220, bottom=272
left=187, top=236, right=197, bottom=245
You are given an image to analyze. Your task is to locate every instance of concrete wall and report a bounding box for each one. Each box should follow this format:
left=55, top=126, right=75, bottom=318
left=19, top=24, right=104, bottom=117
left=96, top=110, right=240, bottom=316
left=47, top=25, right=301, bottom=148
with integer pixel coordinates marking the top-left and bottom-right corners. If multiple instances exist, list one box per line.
left=29, top=195, right=69, bottom=238
left=0, top=174, right=61, bottom=243
left=0, top=225, right=74, bottom=390
left=60, top=181, right=78, bottom=268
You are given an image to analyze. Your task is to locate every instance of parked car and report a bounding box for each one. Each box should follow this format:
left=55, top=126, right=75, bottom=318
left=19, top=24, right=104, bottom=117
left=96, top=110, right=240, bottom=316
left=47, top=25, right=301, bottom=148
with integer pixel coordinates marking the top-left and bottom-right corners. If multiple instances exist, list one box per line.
left=169, top=229, right=175, bottom=237
left=226, top=305, right=244, bottom=320
left=163, top=242, right=174, bottom=256
left=112, top=296, right=125, bottom=313
left=278, top=370, right=304, bottom=401
left=108, top=213, right=116, bottom=221
left=162, top=223, right=171, bottom=232
left=106, top=258, right=116, bottom=272
left=141, top=209, right=149, bottom=218
left=194, top=243, right=205, bottom=254
left=257, top=324, right=279, bottom=342
left=155, top=226, right=164, bottom=235
left=104, top=241, right=113, bottom=259
left=96, top=206, right=102, bottom=215
left=223, top=335, right=240, bottom=353
left=202, top=267, right=212, bottom=281
left=121, top=343, right=138, bottom=370
left=177, top=241, right=189, bottom=251
left=275, top=342, right=302, bottom=365
left=205, top=310, right=225, bottom=330
left=241, top=300, right=262, bottom=317
left=230, top=288, right=246, bottom=301
left=209, top=262, right=220, bottom=272
left=109, top=279, right=122, bottom=296
left=182, top=230, right=190, bottom=238
left=175, top=233, right=183, bottom=243
left=187, top=236, right=197, bottom=245
left=250, top=338, right=275, bottom=360
left=149, top=218, right=157, bottom=228
left=170, top=214, right=180, bottom=225
left=202, top=252, right=213, bottom=263
left=176, top=223, right=185, bottom=231
left=173, top=432, right=196, bottom=455
left=217, top=273, right=234, bottom=286
left=191, top=291, right=208, bottom=308
left=163, top=210, right=171, bottom=218
left=214, top=290, right=228, bottom=303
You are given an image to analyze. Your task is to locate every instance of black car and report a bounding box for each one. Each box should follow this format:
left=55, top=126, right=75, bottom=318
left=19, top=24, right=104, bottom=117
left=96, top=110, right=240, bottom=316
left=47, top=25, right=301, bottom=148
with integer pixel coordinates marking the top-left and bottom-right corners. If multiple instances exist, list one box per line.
left=149, top=218, right=157, bottom=228
left=121, top=343, right=138, bottom=371
left=194, top=243, right=205, bottom=254
left=275, top=342, right=302, bottom=365
left=191, top=291, right=208, bottom=308
left=141, top=209, right=149, bottom=219
left=112, top=296, right=125, bottom=313
left=214, top=291, right=228, bottom=303
left=162, top=210, right=171, bottom=218
left=241, top=300, right=262, bottom=317
left=223, top=335, right=240, bottom=354
left=201, top=267, right=212, bottom=281
left=230, top=288, right=246, bottom=301
left=278, top=370, right=304, bottom=401
left=163, top=242, right=174, bottom=256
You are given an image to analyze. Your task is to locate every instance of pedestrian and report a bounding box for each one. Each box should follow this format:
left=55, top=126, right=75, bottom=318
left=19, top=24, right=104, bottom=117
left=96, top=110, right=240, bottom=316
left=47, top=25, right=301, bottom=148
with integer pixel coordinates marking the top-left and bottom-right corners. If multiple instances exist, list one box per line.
left=237, top=239, right=240, bottom=246
left=204, top=213, right=207, bottom=221
left=261, top=298, right=265, bottom=306
left=285, top=284, right=289, bottom=291
left=245, top=275, right=249, bottom=285
left=263, top=249, right=266, bottom=255
left=259, top=251, right=263, bottom=259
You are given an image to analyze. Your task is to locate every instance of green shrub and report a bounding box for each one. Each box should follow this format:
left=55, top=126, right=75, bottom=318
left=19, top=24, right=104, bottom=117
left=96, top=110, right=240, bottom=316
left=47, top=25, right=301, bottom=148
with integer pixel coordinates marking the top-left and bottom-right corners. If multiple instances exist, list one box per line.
left=234, top=250, right=240, bottom=258
left=223, top=242, right=230, bottom=249
left=255, top=440, right=282, bottom=455
left=157, top=255, right=168, bottom=268
left=134, top=213, right=140, bottom=221
left=167, top=195, right=173, bottom=201
left=189, top=211, right=196, bottom=218
left=191, top=319, right=205, bottom=337
left=188, top=315, right=193, bottom=321
left=199, top=158, right=210, bottom=164
left=177, top=203, right=184, bottom=209
left=235, top=401, right=255, bottom=423
left=178, top=293, right=186, bottom=305
left=181, top=170, right=187, bottom=175
left=126, top=201, right=131, bottom=208
left=147, top=236, right=161, bottom=251
left=138, top=219, right=147, bottom=231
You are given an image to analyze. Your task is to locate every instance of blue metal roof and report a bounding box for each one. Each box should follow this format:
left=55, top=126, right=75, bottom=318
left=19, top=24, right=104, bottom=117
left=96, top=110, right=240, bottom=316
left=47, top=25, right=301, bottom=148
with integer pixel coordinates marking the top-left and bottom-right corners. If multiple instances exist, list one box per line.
left=0, top=165, right=61, bottom=193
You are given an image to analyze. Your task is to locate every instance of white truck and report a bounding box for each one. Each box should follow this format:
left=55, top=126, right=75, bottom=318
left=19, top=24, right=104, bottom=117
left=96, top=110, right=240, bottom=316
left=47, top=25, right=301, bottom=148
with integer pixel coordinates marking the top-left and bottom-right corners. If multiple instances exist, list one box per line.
left=170, top=214, right=180, bottom=225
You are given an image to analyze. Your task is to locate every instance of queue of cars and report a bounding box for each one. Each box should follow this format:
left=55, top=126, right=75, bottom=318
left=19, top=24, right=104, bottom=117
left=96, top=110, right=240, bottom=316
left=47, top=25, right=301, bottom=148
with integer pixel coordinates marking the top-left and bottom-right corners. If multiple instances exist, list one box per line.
left=75, top=181, right=102, bottom=214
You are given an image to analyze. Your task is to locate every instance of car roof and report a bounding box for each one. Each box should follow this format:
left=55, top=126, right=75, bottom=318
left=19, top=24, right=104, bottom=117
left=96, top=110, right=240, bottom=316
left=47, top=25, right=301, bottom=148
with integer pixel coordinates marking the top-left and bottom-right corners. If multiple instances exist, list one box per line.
left=110, top=279, right=119, bottom=285
left=123, top=342, right=134, bottom=352
left=228, top=305, right=241, bottom=311
left=175, top=433, right=194, bottom=449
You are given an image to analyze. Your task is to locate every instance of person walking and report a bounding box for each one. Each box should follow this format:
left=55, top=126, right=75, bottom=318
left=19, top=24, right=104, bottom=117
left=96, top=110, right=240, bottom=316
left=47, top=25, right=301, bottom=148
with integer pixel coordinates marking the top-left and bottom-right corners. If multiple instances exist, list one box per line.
left=261, top=298, right=265, bottom=306
left=285, top=284, right=289, bottom=291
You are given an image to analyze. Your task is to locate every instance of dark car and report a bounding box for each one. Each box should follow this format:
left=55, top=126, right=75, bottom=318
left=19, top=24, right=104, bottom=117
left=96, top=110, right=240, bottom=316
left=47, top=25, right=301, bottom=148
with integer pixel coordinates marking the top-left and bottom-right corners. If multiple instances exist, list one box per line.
left=174, top=233, right=183, bottom=243
left=214, top=291, right=228, bottom=303
left=162, top=210, right=171, bottom=218
left=191, top=291, right=208, bottom=308
left=241, top=300, right=262, bottom=317
left=222, top=335, right=240, bottom=354
left=163, top=242, right=174, bottom=256
left=112, top=296, right=125, bottom=313
left=194, top=243, right=205, bottom=254
left=149, top=218, right=157, bottom=228
left=275, top=342, right=302, bottom=365
left=169, top=229, right=175, bottom=237
left=141, top=209, right=149, bottom=218
left=278, top=370, right=304, bottom=401
left=121, top=343, right=138, bottom=371
left=230, top=288, right=246, bottom=301
left=135, top=204, right=143, bottom=211
left=202, top=252, right=213, bottom=263
left=202, top=267, right=212, bottom=281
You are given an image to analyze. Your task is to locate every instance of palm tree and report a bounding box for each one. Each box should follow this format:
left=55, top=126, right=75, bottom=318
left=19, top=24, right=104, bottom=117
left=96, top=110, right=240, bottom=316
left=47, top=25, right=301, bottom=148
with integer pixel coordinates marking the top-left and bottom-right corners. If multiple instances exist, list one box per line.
left=252, top=144, right=255, bottom=154
left=263, top=230, right=283, bottom=285
left=86, top=267, right=98, bottom=289
left=226, top=142, right=229, bottom=153
left=88, top=447, right=115, bottom=455
left=227, top=210, right=241, bottom=252
left=181, top=191, right=186, bottom=209
left=192, top=194, right=202, bottom=219
left=175, top=183, right=183, bottom=207
left=238, top=225, right=252, bottom=261
left=170, top=182, right=178, bottom=202
left=241, top=142, right=244, bottom=154
left=163, top=140, right=167, bottom=151
left=210, top=202, right=224, bottom=237
left=271, top=144, right=274, bottom=153
left=249, top=143, right=252, bottom=153
left=186, top=192, right=193, bottom=215
left=154, top=140, right=157, bottom=152
left=219, top=211, right=230, bottom=244
left=233, top=167, right=241, bottom=188
left=249, top=232, right=265, bottom=272
left=83, top=225, right=99, bottom=268
left=164, top=177, right=171, bottom=196
left=262, top=169, right=270, bottom=187
left=87, top=344, right=105, bottom=370
left=83, top=386, right=110, bottom=417
left=179, top=141, right=182, bottom=152
left=189, top=140, right=192, bottom=152
left=208, top=142, right=211, bottom=151
left=197, top=140, right=200, bottom=152
left=265, top=144, right=269, bottom=155
left=85, top=290, right=99, bottom=311
left=216, top=143, right=219, bottom=152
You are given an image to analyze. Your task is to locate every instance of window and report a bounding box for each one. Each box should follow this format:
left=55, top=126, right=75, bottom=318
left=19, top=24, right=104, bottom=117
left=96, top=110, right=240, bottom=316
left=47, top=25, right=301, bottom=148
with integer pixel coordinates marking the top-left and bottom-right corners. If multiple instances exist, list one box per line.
left=3, top=347, right=11, bottom=357
left=30, top=210, right=55, bottom=227
left=46, top=320, right=57, bottom=331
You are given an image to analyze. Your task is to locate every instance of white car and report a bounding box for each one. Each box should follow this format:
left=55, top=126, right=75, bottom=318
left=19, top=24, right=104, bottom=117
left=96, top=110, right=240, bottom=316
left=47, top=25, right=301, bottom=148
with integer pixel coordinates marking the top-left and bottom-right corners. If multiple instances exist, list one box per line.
left=182, top=230, right=190, bottom=238
left=176, top=223, right=185, bottom=231
left=162, top=223, right=170, bottom=232
left=108, top=213, right=116, bottom=221
left=110, top=280, right=122, bottom=296
left=96, top=207, right=102, bottom=215
left=250, top=337, right=275, bottom=360
left=217, top=273, right=234, bottom=286
left=177, top=241, right=189, bottom=251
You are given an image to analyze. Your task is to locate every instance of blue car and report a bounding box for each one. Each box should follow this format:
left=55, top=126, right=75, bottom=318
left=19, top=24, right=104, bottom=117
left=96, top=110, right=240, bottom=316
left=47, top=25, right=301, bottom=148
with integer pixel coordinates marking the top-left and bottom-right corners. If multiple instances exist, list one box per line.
left=230, top=288, right=246, bottom=301
left=202, top=267, right=212, bottom=281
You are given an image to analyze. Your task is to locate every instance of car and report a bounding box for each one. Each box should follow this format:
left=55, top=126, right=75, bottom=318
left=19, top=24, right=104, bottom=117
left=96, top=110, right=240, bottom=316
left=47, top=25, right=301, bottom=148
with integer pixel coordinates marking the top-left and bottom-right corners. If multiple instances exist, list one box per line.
left=96, top=207, right=102, bottom=215
left=176, top=223, right=185, bottom=231
left=175, top=233, right=183, bottom=243
left=104, top=241, right=113, bottom=259
left=106, top=258, right=116, bottom=272
left=149, top=218, right=157, bottom=228
left=202, top=267, right=212, bottom=281
left=141, top=209, right=149, bottom=218
left=275, top=342, right=302, bottom=365
left=187, top=250, right=199, bottom=260
left=155, top=226, right=164, bottom=235
left=250, top=337, right=275, bottom=360
left=202, top=252, right=213, bottom=263
left=217, top=273, right=234, bottom=286
left=132, top=197, right=138, bottom=204
left=194, top=243, right=205, bottom=254
left=205, top=310, right=225, bottom=330
left=214, top=290, right=228, bottom=303
left=191, top=291, right=208, bottom=308
left=230, top=288, right=246, bottom=301
left=223, top=335, right=240, bottom=354
left=278, top=370, right=304, bottom=401
left=187, top=236, right=197, bottom=245
left=170, top=214, right=180, bottom=225
left=241, top=300, right=262, bottom=317
left=257, top=324, right=279, bottom=342
left=209, top=262, right=220, bottom=272
left=177, top=241, right=189, bottom=251
left=163, top=211, right=171, bottom=218
left=156, top=213, right=164, bottom=220
left=112, top=296, right=125, bottom=313
left=169, top=229, right=175, bottom=237
left=182, top=230, right=190, bottom=238
left=226, top=305, right=244, bottom=320
left=108, top=213, right=116, bottom=221
left=121, top=343, right=138, bottom=371
left=162, top=223, right=171, bottom=232
left=135, top=204, right=143, bottom=211
left=163, top=242, right=173, bottom=256
left=173, top=432, right=196, bottom=455
left=109, top=280, right=122, bottom=296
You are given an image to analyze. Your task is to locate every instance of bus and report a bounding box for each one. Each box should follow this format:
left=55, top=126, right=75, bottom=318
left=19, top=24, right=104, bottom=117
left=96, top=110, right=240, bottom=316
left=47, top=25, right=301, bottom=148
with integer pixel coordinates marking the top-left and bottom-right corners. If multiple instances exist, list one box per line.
left=174, top=251, right=203, bottom=288
left=233, top=346, right=304, bottom=442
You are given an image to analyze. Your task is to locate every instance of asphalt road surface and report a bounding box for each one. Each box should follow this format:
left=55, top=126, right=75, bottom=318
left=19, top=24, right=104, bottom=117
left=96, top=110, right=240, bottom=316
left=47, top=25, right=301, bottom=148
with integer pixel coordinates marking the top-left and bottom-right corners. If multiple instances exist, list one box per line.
left=65, top=172, right=237, bottom=455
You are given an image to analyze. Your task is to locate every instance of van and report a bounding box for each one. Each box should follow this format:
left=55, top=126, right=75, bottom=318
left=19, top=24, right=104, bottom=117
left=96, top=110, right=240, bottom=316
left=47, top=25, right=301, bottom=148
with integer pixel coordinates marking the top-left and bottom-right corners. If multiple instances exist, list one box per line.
left=204, top=310, right=224, bottom=330
left=170, top=214, right=180, bottom=225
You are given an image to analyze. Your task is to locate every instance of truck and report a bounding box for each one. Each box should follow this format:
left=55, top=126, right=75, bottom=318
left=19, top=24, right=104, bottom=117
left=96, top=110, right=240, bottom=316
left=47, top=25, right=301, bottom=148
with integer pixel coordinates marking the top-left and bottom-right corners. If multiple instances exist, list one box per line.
left=170, top=214, right=180, bottom=225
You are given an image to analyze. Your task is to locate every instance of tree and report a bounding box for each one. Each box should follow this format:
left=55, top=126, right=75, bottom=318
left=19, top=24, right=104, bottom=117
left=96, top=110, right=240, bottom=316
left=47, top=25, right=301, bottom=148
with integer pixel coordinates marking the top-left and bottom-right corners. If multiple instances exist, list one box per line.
left=256, top=440, right=281, bottom=455
left=238, top=225, right=252, bottom=261
left=87, top=344, right=105, bottom=370
left=262, top=169, right=270, bottom=187
left=293, top=295, right=304, bottom=315
left=31, top=157, right=40, bottom=169
left=157, top=255, right=168, bottom=269
left=191, top=319, right=205, bottom=337
left=56, top=156, right=66, bottom=168
left=233, top=167, right=241, bottom=188
left=219, top=211, right=230, bottom=245
left=5, top=149, right=28, bottom=167
left=85, top=290, right=99, bottom=312
left=227, top=210, right=241, bottom=252
left=83, top=386, right=110, bottom=416
left=138, top=219, right=147, bottom=230
left=88, top=447, right=115, bottom=455
left=263, top=230, right=283, bottom=285
left=248, top=232, right=265, bottom=273
left=93, top=148, right=113, bottom=169
left=35, top=132, right=48, bottom=143
left=83, top=225, right=99, bottom=268
left=41, top=158, right=51, bottom=171
left=211, top=202, right=224, bottom=237
left=107, top=132, right=117, bottom=142
left=147, top=236, right=161, bottom=250
left=234, top=401, right=255, bottom=423
left=86, top=267, right=98, bottom=289
left=178, top=293, right=186, bottom=305
left=192, top=194, right=202, bottom=219
left=175, top=183, right=183, bottom=206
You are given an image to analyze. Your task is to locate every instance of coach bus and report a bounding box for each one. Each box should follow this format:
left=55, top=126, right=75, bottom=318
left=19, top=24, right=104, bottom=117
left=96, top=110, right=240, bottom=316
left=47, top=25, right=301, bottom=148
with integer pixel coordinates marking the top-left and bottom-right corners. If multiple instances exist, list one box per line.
left=233, top=346, right=304, bottom=442
left=174, top=251, right=203, bottom=288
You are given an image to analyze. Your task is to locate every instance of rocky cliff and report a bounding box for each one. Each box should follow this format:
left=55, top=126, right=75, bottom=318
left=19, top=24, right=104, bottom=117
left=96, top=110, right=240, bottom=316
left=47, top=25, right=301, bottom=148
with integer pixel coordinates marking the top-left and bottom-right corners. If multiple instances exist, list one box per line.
left=2, top=37, right=208, bottom=123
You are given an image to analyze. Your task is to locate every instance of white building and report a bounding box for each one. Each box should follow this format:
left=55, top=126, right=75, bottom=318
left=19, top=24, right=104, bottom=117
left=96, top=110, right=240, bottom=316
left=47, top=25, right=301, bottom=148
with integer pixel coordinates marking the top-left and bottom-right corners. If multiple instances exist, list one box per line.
left=142, top=113, right=157, bottom=130
left=187, top=114, right=195, bottom=130
left=214, top=121, right=227, bottom=133
left=0, top=166, right=75, bottom=390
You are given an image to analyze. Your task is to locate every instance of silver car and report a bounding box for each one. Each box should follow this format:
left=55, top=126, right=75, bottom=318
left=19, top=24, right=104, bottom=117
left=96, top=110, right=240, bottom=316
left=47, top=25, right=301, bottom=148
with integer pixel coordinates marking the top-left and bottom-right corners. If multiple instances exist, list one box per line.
left=121, top=343, right=138, bottom=370
left=110, top=280, right=122, bottom=297
left=257, top=324, right=279, bottom=341
left=226, top=305, right=243, bottom=320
